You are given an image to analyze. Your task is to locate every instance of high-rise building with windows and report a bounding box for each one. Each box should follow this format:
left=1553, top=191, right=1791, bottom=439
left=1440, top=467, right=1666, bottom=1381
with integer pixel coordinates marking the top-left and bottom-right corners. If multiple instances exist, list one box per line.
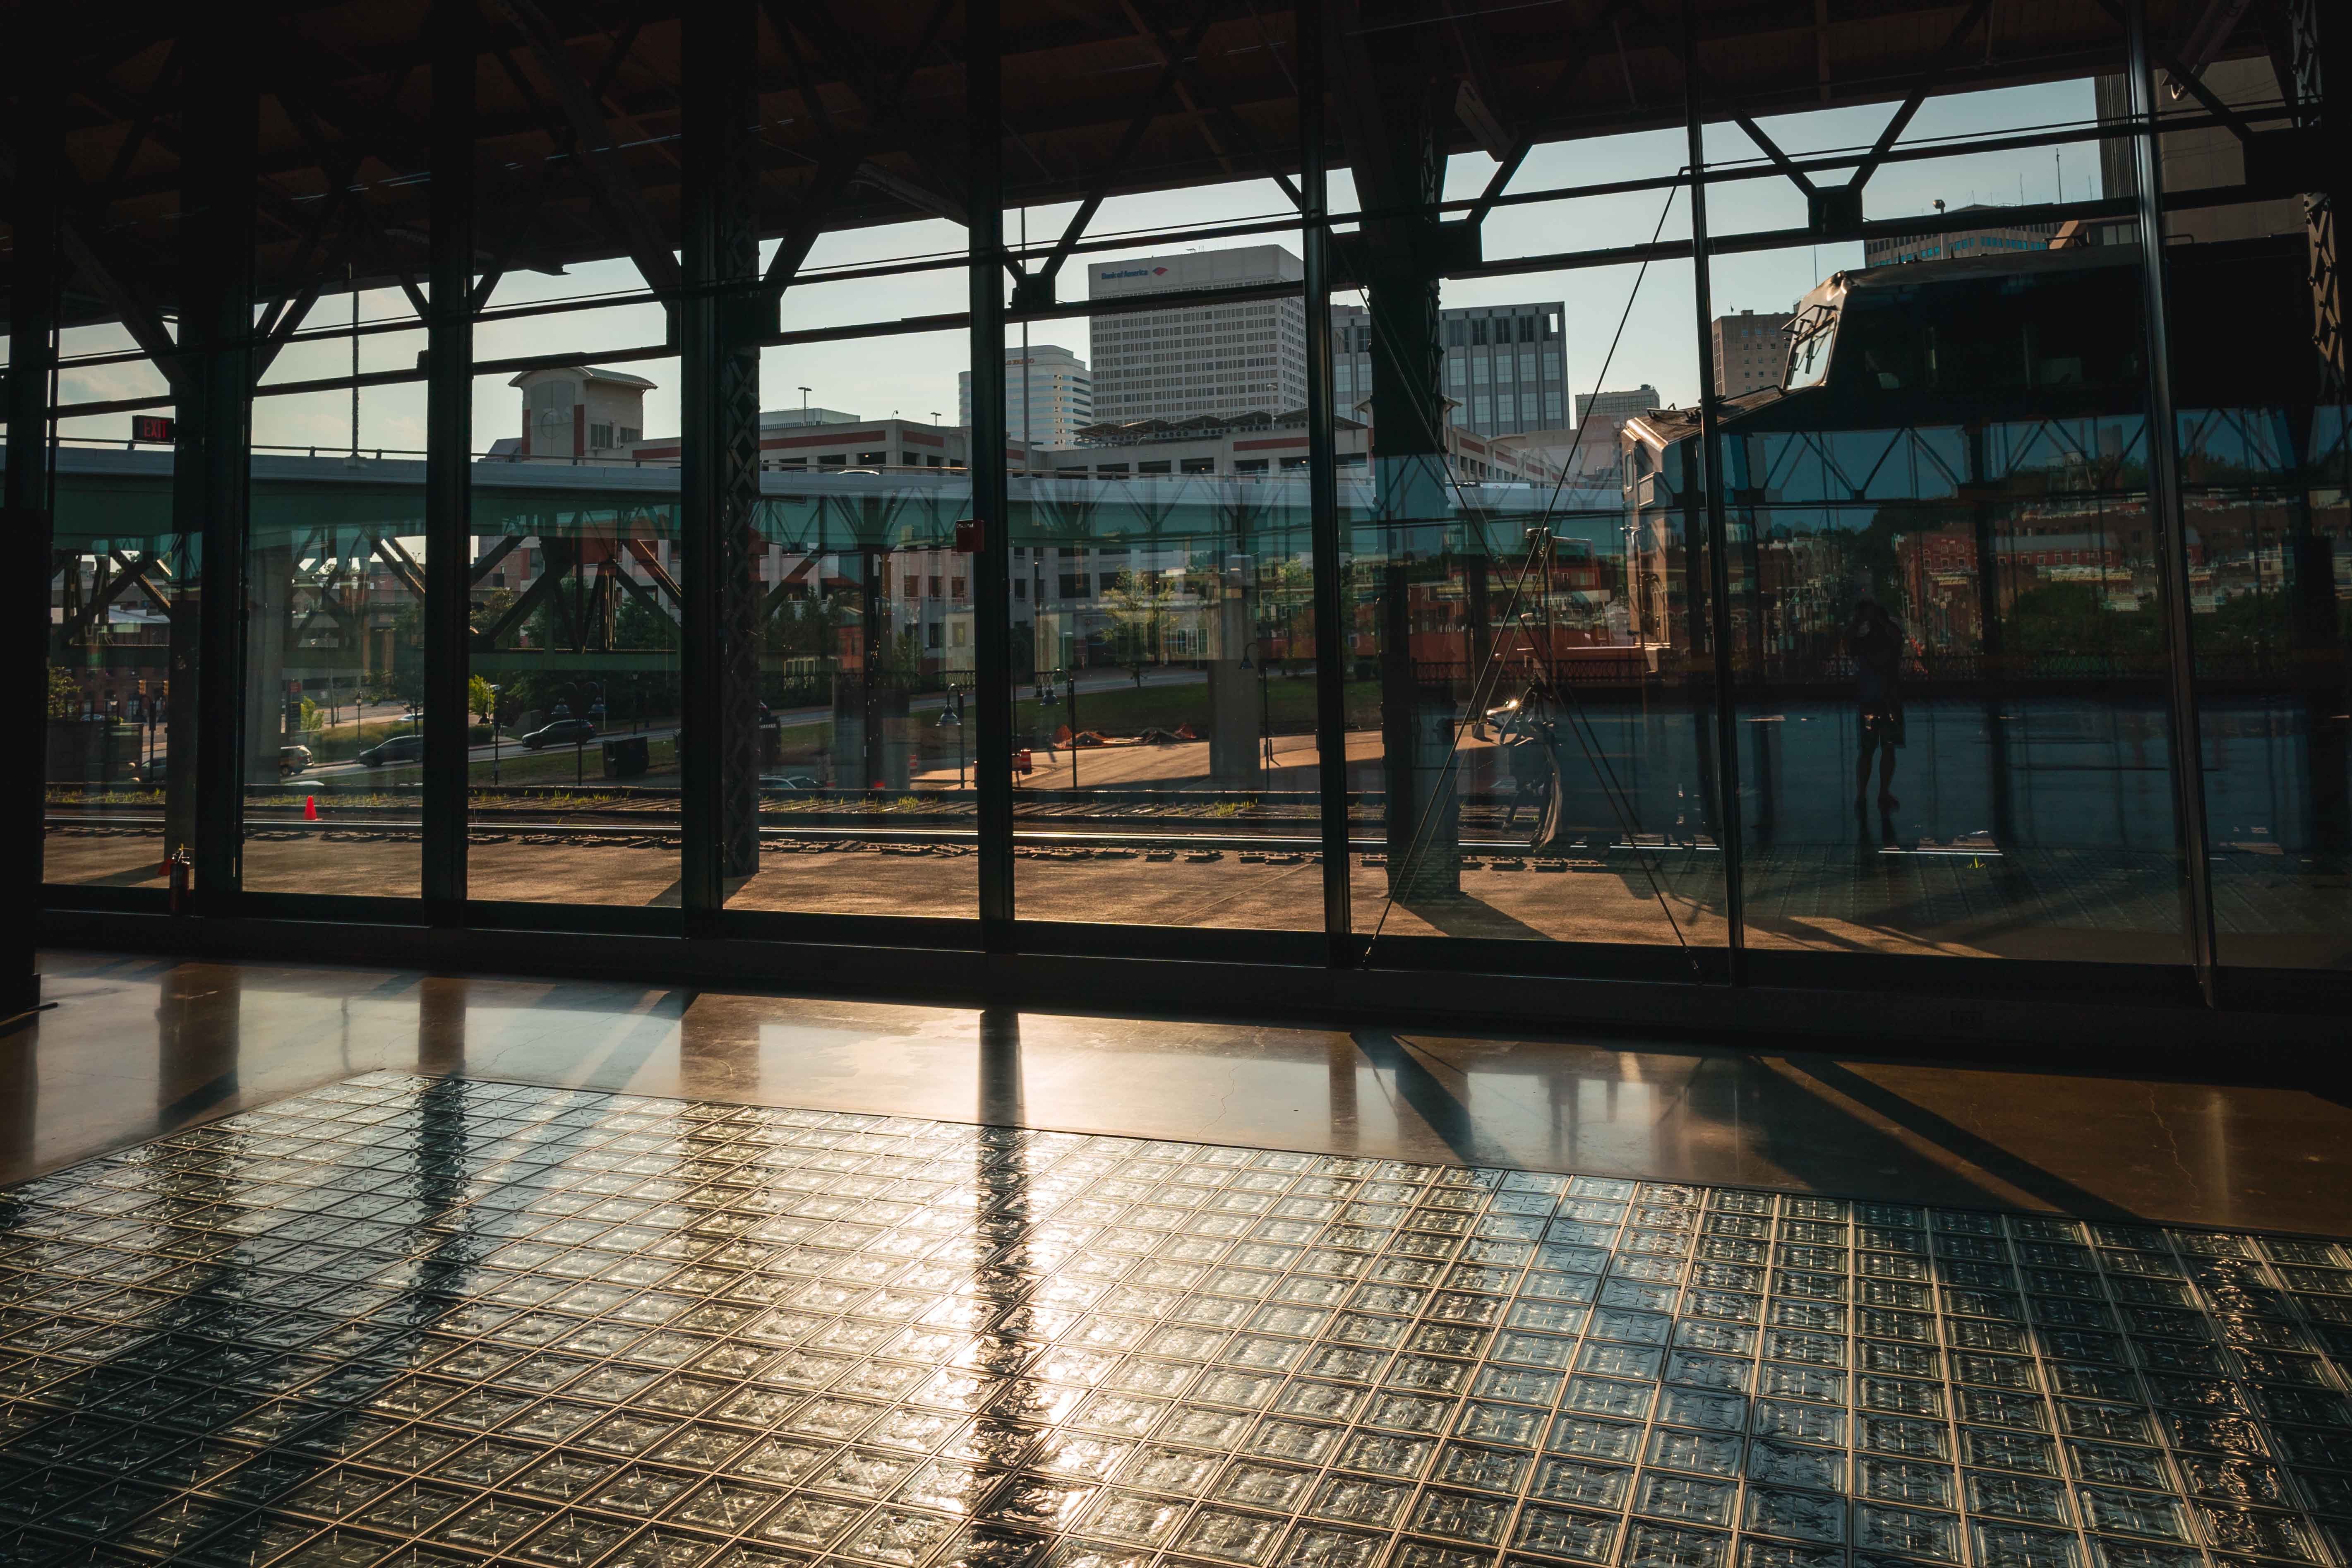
left=1574, top=386, right=1662, bottom=426
left=1710, top=310, right=1794, bottom=397
left=1330, top=300, right=1569, bottom=437
left=959, top=344, right=1092, bottom=447
left=1086, top=247, right=1308, bottom=423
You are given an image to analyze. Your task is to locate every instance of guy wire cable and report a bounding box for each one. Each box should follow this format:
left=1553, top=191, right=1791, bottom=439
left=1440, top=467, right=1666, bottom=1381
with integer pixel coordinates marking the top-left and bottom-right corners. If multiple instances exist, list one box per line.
left=1355, top=174, right=1688, bottom=949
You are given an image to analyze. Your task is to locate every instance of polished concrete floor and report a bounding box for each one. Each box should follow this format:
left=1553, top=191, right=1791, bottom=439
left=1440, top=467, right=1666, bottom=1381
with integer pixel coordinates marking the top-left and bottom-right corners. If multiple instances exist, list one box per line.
left=12, top=953, right=2352, bottom=1237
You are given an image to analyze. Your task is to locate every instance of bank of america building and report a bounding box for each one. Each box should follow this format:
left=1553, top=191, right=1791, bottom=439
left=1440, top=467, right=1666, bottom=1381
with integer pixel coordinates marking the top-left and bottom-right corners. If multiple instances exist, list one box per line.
left=1085, top=246, right=1310, bottom=423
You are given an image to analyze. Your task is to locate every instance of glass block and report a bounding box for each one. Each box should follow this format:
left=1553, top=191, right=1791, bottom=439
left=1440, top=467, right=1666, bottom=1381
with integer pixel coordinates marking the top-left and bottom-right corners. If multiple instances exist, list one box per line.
left=1637, top=1424, right=1734, bottom=1477
left=2077, top=1488, right=2191, bottom=1542
left=1622, top=1522, right=1730, bottom=1568
left=1457, top=1402, right=1544, bottom=1446
left=1546, top=1415, right=1644, bottom=1462
left=1970, top=1472, right=2074, bottom=1524
left=1852, top=1505, right=1962, bottom=1562
left=671, top=1477, right=787, bottom=1534
left=1278, top=1382, right=1366, bottom=1424
left=1176, top=1507, right=1286, bottom=1566
left=432, top=1495, right=558, bottom=1554
left=2196, top=1506, right=2323, bottom=1563
left=750, top=1494, right=863, bottom=1548
left=1744, top=1487, right=1847, bottom=1544
left=2069, top=1445, right=2173, bottom=1491
left=1281, top=1524, right=1385, bottom=1568
left=1119, top=1444, right=1223, bottom=1498
left=1362, top=1392, right=1450, bottom=1434
left=1082, top=1490, right=1189, bottom=1546
left=1513, top=1504, right=1620, bottom=1564
left=1562, top=1378, right=1654, bottom=1421
left=1410, top=1489, right=1514, bottom=1544
left=1339, top=1429, right=1434, bottom=1478
left=1860, top=1417, right=1948, bottom=1460
left=1309, top=1475, right=1411, bottom=1528
left=1634, top=1470, right=1738, bottom=1527
left=840, top=1506, right=960, bottom=1567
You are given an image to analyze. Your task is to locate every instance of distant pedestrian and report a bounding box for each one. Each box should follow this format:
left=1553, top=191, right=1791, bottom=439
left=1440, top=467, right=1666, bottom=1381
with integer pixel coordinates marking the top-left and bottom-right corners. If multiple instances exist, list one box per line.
left=1849, top=598, right=1905, bottom=811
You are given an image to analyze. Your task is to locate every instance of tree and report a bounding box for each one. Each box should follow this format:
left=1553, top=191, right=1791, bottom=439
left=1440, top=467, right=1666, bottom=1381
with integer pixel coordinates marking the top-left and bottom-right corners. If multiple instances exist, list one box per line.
left=1101, top=568, right=1179, bottom=665
left=48, top=666, right=81, bottom=720
left=468, top=675, right=497, bottom=723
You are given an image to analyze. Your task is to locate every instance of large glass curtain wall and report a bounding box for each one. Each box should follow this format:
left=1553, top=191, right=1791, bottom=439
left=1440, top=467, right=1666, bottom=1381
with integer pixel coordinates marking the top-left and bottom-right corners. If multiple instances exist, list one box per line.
left=29, top=1, right=2347, bottom=997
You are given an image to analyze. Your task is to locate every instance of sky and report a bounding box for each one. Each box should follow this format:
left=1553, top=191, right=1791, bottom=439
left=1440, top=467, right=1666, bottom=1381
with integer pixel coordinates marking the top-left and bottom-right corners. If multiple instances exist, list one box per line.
left=38, top=77, right=2100, bottom=458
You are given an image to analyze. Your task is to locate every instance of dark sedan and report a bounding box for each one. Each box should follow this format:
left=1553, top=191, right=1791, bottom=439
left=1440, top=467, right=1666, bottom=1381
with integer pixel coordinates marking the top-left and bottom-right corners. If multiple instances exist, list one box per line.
left=521, top=718, right=598, bottom=750
left=354, top=733, right=422, bottom=767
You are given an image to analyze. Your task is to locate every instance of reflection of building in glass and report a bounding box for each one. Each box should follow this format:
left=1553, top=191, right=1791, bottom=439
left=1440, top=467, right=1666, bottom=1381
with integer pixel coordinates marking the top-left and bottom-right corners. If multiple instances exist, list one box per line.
left=1331, top=300, right=1568, bottom=437
left=960, top=344, right=1092, bottom=447
left=2095, top=57, right=2306, bottom=245
left=1054, top=408, right=1569, bottom=483
left=1711, top=309, right=1795, bottom=397
left=1862, top=206, right=2062, bottom=267
left=624, top=412, right=972, bottom=472
left=1575, top=386, right=1661, bottom=425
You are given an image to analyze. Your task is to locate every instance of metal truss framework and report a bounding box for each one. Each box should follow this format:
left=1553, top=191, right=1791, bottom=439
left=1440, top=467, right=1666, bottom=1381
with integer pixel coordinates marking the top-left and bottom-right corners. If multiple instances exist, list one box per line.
left=9, top=0, right=2350, bottom=1040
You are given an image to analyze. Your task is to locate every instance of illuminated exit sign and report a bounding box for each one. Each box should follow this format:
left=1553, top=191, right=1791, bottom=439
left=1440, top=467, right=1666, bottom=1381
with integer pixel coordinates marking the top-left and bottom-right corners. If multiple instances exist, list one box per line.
left=131, top=415, right=176, bottom=443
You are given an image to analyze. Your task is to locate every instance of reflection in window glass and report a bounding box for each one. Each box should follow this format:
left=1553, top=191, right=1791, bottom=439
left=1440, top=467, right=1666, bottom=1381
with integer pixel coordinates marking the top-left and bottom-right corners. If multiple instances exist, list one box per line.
left=241, top=471, right=428, bottom=897
left=466, top=466, right=680, bottom=908
left=45, top=451, right=197, bottom=891
left=1713, top=245, right=2188, bottom=962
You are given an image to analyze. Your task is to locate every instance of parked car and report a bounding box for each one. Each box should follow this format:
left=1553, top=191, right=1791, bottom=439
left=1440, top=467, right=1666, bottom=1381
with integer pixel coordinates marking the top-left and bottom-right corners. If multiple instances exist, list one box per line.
left=760, top=773, right=820, bottom=791
left=355, top=733, right=422, bottom=767
left=278, top=744, right=313, bottom=778
left=521, top=718, right=597, bottom=750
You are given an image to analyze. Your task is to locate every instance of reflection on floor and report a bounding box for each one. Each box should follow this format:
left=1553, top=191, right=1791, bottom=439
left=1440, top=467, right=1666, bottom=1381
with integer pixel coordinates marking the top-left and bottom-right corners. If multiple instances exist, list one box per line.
left=1, top=1071, right=2347, bottom=1568
left=43, top=829, right=2348, bottom=964
left=17, top=953, right=2352, bottom=1240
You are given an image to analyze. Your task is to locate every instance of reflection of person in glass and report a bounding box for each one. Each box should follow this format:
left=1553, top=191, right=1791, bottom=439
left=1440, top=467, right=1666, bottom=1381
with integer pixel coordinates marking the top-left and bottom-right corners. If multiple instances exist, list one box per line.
left=1849, top=598, right=1905, bottom=811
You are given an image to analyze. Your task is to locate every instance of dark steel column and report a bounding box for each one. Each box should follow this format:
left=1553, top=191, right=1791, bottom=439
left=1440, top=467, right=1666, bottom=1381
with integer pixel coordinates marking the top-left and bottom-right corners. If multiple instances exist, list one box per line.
left=1355, top=2, right=1458, bottom=905
left=970, top=0, right=1017, bottom=944
left=423, top=0, right=475, bottom=918
left=1301, top=0, right=1354, bottom=961
left=679, top=0, right=764, bottom=932
left=4, top=33, right=60, bottom=1015
left=2279, top=0, right=2349, bottom=872
left=182, top=31, right=259, bottom=912
left=2126, top=0, right=2219, bottom=1001
left=1682, top=0, right=1745, bottom=979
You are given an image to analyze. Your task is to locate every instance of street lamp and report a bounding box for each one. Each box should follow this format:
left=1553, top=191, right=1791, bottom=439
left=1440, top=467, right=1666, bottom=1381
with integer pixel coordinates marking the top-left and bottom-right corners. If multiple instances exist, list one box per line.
left=937, top=685, right=965, bottom=790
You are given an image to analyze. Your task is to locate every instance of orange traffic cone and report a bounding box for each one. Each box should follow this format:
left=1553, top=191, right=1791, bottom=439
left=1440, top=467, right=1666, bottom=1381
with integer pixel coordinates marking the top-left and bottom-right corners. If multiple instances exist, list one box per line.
left=303, top=795, right=319, bottom=821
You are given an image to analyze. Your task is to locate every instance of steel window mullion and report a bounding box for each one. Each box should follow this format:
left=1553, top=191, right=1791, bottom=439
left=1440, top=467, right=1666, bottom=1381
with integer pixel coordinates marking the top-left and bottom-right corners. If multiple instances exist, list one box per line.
left=1299, top=0, right=1353, bottom=964
left=5, top=25, right=63, bottom=1014
left=185, top=29, right=259, bottom=915
left=2125, top=0, right=2221, bottom=1002
left=1683, top=0, right=1746, bottom=981
left=971, top=0, right=1016, bottom=944
left=422, top=0, right=475, bottom=919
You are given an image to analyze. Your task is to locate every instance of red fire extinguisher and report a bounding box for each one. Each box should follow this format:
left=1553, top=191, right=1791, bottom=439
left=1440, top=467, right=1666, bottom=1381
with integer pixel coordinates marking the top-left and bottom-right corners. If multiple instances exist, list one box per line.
left=167, top=848, right=193, bottom=916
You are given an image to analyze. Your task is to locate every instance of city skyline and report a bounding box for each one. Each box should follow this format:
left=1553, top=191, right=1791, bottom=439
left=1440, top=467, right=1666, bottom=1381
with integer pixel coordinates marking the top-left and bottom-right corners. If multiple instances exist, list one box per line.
left=43, top=76, right=2100, bottom=461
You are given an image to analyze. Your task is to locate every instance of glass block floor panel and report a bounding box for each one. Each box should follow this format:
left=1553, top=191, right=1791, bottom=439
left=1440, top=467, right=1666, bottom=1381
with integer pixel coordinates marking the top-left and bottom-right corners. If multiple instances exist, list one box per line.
left=0, top=1072, right=2346, bottom=1568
